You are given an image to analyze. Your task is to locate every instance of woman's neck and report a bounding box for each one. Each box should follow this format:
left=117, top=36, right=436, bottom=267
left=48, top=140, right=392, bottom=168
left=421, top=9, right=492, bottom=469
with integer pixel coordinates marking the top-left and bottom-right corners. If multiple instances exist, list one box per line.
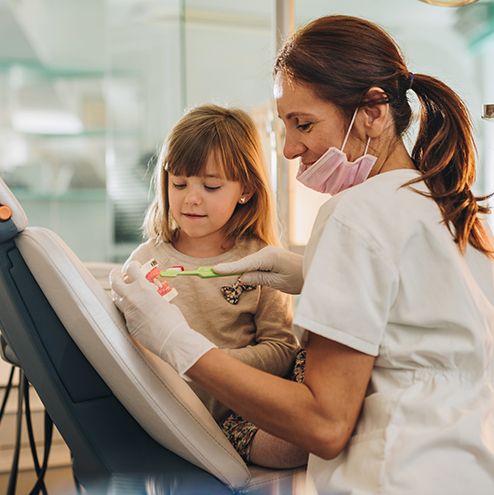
left=368, top=138, right=416, bottom=178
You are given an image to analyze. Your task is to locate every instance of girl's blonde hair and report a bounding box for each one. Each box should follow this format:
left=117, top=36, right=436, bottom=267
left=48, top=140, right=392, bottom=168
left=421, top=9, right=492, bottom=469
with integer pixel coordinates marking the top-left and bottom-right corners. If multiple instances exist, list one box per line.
left=144, top=104, right=279, bottom=249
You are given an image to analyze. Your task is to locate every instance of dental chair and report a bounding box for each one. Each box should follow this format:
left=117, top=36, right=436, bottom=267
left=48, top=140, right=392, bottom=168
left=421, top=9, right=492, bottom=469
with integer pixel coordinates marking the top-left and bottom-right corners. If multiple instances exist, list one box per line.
left=0, top=176, right=306, bottom=495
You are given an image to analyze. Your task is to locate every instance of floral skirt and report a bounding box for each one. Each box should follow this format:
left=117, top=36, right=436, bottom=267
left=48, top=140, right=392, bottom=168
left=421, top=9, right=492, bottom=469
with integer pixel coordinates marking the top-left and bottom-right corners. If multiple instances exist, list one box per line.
left=220, top=349, right=306, bottom=463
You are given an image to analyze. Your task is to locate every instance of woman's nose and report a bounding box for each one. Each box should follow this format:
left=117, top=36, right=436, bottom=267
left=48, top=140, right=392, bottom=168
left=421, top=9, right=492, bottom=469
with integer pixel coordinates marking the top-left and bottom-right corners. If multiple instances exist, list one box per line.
left=283, top=132, right=306, bottom=160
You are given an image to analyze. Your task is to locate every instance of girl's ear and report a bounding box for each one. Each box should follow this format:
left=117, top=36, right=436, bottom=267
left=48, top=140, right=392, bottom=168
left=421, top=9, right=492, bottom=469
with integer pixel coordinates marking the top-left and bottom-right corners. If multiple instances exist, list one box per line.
left=358, top=87, right=389, bottom=139
left=238, top=186, right=254, bottom=204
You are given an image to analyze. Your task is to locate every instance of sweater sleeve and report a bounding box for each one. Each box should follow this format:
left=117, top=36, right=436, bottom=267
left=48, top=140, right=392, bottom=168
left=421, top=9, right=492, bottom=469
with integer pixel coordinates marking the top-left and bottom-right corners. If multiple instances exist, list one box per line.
left=222, top=286, right=299, bottom=378
left=125, top=242, right=156, bottom=268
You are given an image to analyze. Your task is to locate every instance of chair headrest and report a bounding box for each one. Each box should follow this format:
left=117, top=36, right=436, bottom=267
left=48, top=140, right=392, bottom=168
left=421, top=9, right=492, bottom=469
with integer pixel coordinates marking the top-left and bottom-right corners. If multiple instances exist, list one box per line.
left=0, top=175, right=28, bottom=235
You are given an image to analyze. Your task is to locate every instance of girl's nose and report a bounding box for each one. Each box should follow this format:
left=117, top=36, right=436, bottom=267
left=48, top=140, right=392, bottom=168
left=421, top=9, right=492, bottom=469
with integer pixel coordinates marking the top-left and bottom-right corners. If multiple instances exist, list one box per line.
left=283, top=131, right=306, bottom=160
left=184, top=187, right=201, bottom=205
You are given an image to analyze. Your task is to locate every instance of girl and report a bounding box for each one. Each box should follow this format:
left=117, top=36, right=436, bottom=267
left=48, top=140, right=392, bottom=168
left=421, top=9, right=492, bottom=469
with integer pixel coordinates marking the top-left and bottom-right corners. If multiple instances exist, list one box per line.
left=113, top=16, right=494, bottom=494
left=124, top=104, right=307, bottom=468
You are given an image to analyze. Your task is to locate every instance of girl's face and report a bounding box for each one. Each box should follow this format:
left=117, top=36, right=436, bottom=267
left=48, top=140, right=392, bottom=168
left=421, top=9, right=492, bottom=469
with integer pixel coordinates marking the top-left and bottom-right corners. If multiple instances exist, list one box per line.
left=274, top=74, right=360, bottom=167
left=168, top=152, right=246, bottom=256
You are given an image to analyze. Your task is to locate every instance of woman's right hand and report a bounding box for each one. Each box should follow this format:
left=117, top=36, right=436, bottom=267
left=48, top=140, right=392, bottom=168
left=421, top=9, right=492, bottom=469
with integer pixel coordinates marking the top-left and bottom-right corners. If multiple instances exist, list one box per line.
left=214, top=245, right=304, bottom=295
left=111, top=261, right=217, bottom=378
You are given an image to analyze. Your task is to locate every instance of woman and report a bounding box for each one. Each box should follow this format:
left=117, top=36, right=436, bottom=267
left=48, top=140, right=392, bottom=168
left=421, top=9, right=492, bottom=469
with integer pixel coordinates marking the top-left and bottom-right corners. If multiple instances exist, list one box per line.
left=111, top=15, right=494, bottom=494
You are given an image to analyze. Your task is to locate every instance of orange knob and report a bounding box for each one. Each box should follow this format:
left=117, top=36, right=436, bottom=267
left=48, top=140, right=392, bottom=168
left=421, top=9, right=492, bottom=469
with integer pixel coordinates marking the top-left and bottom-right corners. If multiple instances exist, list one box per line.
left=0, top=205, right=12, bottom=221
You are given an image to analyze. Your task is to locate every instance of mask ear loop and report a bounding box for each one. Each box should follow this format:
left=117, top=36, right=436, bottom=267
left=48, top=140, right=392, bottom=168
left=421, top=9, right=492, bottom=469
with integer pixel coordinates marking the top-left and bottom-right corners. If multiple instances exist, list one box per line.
left=341, top=108, right=359, bottom=152
left=341, top=108, right=372, bottom=156
left=364, top=136, right=371, bottom=155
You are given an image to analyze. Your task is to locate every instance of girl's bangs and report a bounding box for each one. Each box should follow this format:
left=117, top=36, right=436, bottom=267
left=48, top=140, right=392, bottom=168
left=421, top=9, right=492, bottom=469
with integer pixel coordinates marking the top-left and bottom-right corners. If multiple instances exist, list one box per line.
left=165, top=137, right=213, bottom=177
left=164, top=117, right=249, bottom=183
left=166, top=143, right=242, bottom=182
left=214, top=133, right=245, bottom=182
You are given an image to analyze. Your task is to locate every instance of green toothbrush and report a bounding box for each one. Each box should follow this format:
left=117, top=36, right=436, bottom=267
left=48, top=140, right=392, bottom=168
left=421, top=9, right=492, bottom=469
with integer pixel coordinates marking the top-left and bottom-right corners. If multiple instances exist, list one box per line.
left=159, top=266, right=243, bottom=279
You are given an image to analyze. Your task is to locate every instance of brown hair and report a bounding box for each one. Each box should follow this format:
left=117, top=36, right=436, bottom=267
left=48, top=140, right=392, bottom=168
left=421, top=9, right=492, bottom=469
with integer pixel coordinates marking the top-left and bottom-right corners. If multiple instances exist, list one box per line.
left=274, top=15, right=492, bottom=257
left=144, top=104, right=279, bottom=249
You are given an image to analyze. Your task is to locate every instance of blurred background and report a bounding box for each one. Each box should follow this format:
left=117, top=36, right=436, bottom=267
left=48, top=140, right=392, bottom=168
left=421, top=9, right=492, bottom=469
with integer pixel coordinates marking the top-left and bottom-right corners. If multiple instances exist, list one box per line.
left=1, top=0, right=494, bottom=263
left=1, top=0, right=494, bottom=491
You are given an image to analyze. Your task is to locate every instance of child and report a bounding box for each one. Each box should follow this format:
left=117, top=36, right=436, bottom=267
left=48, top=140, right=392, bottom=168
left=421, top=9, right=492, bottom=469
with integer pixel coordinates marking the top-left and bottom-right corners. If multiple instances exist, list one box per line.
left=125, top=104, right=307, bottom=468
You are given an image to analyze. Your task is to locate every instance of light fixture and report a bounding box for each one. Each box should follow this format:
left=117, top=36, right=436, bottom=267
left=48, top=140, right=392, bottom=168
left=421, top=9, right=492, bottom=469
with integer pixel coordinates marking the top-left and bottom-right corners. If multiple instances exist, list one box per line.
left=419, top=0, right=478, bottom=6
left=12, top=110, right=84, bottom=135
left=482, top=105, right=494, bottom=121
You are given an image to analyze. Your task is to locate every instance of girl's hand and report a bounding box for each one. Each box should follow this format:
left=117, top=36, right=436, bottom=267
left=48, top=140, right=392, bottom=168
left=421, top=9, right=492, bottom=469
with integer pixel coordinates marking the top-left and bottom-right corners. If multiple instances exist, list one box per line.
left=214, top=246, right=304, bottom=295
left=110, top=261, right=216, bottom=378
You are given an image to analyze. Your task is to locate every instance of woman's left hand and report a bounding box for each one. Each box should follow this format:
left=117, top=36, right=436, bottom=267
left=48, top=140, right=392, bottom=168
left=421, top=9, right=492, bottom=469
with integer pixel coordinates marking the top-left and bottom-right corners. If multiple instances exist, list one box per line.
left=110, top=261, right=217, bottom=378
left=214, top=245, right=304, bottom=294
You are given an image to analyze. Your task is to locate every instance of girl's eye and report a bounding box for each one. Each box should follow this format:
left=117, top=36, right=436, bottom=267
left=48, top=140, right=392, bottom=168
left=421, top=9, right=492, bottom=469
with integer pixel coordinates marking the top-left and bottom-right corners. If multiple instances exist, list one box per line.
left=172, top=183, right=186, bottom=189
left=205, top=185, right=221, bottom=192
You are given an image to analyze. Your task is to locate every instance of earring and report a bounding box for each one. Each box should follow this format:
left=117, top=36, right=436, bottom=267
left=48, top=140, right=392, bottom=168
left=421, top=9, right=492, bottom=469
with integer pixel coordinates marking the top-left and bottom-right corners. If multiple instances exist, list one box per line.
left=239, top=197, right=246, bottom=203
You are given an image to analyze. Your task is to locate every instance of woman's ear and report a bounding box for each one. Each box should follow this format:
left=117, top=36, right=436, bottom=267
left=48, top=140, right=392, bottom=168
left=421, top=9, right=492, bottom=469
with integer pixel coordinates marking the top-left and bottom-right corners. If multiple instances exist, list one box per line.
left=358, top=87, right=389, bottom=139
left=238, top=186, right=254, bottom=204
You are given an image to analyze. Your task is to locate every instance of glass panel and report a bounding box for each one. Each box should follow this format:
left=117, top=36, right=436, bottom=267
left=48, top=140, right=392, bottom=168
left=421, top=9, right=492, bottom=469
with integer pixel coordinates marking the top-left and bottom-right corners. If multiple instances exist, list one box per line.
left=183, top=1, right=272, bottom=108
left=105, top=0, right=183, bottom=261
left=0, top=1, right=108, bottom=261
left=105, top=0, right=275, bottom=261
left=0, top=64, right=108, bottom=260
left=0, top=1, right=279, bottom=261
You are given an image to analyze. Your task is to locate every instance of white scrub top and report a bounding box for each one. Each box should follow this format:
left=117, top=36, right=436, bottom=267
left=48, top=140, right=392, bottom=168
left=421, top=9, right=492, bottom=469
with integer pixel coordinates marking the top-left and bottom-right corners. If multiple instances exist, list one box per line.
left=293, top=169, right=494, bottom=495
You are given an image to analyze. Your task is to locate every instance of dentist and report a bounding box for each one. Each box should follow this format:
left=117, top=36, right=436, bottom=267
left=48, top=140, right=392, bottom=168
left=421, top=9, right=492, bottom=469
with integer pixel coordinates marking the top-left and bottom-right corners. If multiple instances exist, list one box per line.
left=111, top=15, right=494, bottom=495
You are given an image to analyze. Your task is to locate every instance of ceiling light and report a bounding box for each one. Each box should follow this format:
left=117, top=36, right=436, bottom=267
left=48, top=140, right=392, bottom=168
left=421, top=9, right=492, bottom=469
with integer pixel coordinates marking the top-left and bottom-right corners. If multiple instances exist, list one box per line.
left=12, top=110, right=84, bottom=135
left=419, top=0, right=478, bottom=6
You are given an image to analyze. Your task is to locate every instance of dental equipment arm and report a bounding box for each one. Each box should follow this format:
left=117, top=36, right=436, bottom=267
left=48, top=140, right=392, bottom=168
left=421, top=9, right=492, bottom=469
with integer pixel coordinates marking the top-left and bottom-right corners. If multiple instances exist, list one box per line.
left=110, top=261, right=216, bottom=379
left=213, top=245, right=304, bottom=295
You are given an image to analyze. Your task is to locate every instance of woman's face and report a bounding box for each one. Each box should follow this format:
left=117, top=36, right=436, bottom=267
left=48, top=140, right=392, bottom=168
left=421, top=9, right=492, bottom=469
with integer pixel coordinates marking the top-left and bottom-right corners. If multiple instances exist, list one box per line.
left=274, top=74, right=354, bottom=168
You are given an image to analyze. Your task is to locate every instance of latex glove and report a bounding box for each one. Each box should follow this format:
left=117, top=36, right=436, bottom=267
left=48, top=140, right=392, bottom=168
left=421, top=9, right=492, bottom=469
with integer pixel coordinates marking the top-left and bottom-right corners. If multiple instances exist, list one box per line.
left=110, top=261, right=217, bottom=379
left=214, top=245, right=304, bottom=295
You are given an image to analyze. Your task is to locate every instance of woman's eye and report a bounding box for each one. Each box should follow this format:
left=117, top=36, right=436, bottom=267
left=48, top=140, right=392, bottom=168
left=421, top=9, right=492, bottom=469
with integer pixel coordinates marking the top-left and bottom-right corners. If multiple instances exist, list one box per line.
left=297, top=123, right=313, bottom=131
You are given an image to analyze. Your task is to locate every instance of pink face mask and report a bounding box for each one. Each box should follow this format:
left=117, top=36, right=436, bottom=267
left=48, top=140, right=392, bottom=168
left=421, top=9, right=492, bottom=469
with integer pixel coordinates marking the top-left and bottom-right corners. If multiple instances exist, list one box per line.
left=296, top=109, right=377, bottom=195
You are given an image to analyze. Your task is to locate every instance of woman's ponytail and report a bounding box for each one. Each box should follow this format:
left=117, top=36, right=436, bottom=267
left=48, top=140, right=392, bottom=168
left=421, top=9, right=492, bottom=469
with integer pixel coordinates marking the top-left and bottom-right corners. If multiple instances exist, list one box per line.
left=407, top=74, right=493, bottom=257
